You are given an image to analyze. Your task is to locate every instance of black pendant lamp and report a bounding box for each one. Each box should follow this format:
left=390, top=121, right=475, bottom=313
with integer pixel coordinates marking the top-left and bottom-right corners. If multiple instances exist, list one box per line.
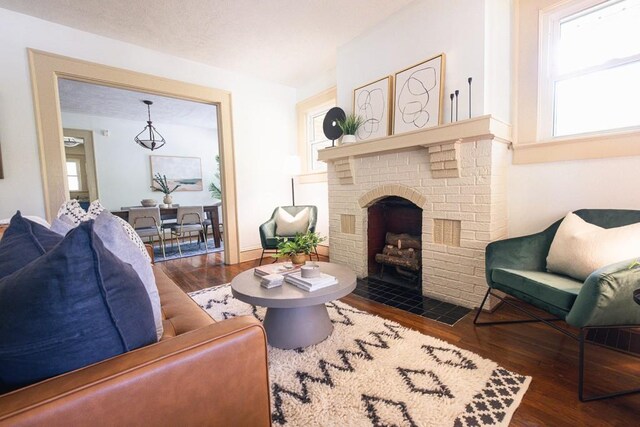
left=134, top=100, right=166, bottom=151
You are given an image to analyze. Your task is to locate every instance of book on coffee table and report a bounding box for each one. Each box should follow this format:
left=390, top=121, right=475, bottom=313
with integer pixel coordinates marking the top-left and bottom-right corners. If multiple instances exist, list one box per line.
left=254, top=263, right=302, bottom=277
left=284, top=271, right=337, bottom=292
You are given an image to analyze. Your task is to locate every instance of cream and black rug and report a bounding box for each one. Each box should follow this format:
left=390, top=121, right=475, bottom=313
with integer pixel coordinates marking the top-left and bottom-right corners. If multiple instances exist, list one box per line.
left=190, top=285, right=530, bottom=426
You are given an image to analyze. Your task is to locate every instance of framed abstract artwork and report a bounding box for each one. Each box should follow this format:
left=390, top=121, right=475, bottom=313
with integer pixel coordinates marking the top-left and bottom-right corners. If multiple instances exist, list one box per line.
left=150, top=155, right=203, bottom=191
left=393, top=53, right=445, bottom=135
left=353, top=76, right=393, bottom=141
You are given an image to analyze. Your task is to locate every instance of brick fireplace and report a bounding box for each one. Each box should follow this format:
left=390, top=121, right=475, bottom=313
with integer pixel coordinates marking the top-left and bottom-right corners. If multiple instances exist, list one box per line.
left=319, top=115, right=511, bottom=309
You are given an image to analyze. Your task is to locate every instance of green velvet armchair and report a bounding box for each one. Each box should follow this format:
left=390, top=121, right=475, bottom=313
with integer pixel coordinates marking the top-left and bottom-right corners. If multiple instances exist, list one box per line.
left=476, top=209, right=640, bottom=401
left=258, top=205, right=318, bottom=265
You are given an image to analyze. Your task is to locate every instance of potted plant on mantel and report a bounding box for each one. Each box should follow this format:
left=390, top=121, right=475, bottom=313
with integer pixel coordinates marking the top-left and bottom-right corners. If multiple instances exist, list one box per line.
left=151, top=173, right=181, bottom=205
left=337, top=113, right=363, bottom=144
left=275, top=231, right=326, bottom=265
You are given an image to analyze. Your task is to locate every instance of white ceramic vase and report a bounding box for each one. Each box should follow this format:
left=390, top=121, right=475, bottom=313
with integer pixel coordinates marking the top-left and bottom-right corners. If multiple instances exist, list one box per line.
left=341, top=134, right=356, bottom=144
left=163, top=194, right=173, bottom=205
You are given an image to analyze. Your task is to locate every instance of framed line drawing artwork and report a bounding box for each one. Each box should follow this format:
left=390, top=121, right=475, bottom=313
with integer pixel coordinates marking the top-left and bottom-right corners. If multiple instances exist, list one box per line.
left=353, top=76, right=393, bottom=141
left=150, top=155, right=203, bottom=191
left=393, top=53, right=445, bottom=135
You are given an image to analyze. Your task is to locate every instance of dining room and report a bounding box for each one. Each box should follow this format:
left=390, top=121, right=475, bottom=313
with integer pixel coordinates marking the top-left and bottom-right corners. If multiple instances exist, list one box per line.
left=57, top=78, right=224, bottom=261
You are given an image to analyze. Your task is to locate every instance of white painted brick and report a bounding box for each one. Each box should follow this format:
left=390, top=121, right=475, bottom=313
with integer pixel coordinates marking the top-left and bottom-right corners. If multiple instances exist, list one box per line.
left=430, top=150, right=456, bottom=162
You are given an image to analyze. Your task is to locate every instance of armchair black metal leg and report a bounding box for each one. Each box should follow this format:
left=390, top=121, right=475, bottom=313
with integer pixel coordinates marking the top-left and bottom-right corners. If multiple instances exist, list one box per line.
left=474, top=288, right=565, bottom=326
left=578, top=327, right=640, bottom=402
left=259, top=250, right=265, bottom=266
left=314, top=247, right=320, bottom=261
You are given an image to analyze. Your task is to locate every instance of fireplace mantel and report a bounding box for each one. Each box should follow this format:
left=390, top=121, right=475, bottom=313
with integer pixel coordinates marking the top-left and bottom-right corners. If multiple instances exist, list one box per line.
left=318, top=114, right=511, bottom=162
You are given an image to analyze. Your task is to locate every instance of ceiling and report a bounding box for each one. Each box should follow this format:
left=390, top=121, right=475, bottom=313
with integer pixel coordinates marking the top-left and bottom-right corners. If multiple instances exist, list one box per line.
left=58, top=79, right=218, bottom=129
left=0, top=0, right=414, bottom=87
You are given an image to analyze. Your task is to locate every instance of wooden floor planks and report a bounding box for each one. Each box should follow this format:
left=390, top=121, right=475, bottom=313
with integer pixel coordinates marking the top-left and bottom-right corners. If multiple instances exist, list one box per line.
left=158, top=252, right=640, bottom=425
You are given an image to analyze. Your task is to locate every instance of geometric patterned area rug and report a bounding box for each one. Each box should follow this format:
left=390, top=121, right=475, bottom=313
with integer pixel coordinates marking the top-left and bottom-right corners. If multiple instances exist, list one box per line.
left=189, top=285, right=531, bottom=426
left=153, top=239, right=223, bottom=262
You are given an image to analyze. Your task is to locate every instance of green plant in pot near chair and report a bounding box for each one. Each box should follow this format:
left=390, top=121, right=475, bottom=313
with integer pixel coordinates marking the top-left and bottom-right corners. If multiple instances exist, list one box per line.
left=275, top=231, right=325, bottom=265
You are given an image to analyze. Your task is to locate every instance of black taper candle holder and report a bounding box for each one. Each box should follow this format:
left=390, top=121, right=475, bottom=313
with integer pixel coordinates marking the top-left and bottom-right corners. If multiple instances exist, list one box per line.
left=468, top=77, right=473, bottom=119
left=450, top=93, right=454, bottom=123
left=454, top=90, right=459, bottom=122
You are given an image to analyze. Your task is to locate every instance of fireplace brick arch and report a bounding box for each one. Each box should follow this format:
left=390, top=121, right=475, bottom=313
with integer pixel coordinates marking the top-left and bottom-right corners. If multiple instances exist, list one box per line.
left=358, top=185, right=426, bottom=209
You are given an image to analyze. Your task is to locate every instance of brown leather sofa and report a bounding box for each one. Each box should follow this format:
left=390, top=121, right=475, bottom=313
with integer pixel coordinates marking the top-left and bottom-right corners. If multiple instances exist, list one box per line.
left=0, top=237, right=271, bottom=426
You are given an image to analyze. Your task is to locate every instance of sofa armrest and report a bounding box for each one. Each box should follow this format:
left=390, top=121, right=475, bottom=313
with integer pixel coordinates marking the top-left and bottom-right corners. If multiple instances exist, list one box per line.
left=0, top=317, right=270, bottom=427
left=259, top=218, right=277, bottom=248
left=566, top=259, right=640, bottom=328
left=485, top=230, right=554, bottom=285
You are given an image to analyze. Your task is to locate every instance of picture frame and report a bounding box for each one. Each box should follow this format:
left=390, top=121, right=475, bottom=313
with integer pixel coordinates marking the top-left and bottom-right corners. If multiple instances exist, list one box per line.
left=150, top=155, right=203, bottom=191
left=393, top=53, right=445, bottom=135
left=353, top=76, right=393, bottom=141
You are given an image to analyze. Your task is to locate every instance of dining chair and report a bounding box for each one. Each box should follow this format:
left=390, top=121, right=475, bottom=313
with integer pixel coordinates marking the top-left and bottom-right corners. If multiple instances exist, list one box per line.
left=163, top=206, right=207, bottom=256
left=127, top=207, right=166, bottom=258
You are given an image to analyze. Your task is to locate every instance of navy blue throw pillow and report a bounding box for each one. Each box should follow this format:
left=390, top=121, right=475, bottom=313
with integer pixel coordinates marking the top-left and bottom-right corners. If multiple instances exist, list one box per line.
left=0, top=211, right=63, bottom=280
left=0, top=221, right=157, bottom=391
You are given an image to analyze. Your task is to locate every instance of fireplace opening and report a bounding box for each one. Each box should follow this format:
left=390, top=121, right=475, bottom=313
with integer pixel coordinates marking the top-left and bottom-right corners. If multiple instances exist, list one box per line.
left=367, top=196, right=422, bottom=290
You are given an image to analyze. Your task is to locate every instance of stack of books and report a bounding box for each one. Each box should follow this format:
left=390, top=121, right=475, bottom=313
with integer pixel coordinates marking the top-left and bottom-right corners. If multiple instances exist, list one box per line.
left=284, top=271, right=338, bottom=292
left=260, top=274, right=284, bottom=289
left=254, top=263, right=301, bottom=278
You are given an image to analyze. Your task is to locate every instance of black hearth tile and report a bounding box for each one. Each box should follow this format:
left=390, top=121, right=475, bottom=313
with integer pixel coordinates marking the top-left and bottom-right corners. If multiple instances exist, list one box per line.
left=394, top=301, right=416, bottom=311
left=408, top=306, right=426, bottom=315
left=449, top=306, right=472, bottom=317
left=404, top=294, right=424, bottom=304
left=369, top=294, right=387, bottom=303
left=428, top=304, right=455, bottom=316
left=421, top=311, right=441, bottom=320
left=421, top=299, right=443, bottom=310
left=437, top=315, right=459, bottom=326
left=438, top=302, right=457, bottom=311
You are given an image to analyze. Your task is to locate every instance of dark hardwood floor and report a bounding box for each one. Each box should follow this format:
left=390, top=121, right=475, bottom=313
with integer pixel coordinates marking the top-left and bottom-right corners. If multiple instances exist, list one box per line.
left=159, top=252, right=640, bottom=425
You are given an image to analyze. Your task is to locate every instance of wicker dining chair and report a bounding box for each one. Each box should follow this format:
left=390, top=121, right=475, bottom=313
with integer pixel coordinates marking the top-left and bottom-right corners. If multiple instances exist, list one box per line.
left=128, top=207, right=166, bottom=258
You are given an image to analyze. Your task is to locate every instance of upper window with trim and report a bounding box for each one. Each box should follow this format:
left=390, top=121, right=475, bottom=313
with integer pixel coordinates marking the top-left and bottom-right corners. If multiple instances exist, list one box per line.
left=296, top=88, right=336, bottom=178
left=539, top=0, right=640, bottom=138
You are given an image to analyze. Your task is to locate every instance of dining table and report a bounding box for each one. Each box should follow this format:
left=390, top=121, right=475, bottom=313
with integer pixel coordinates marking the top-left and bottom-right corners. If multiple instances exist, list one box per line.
left=112, top=203, right=222, bottom=248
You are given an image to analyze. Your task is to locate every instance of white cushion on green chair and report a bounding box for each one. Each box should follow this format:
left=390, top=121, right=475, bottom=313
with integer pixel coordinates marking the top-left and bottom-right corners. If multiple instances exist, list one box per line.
left=547, top=212, right=640, bottom=281
left=275, top=207, right=309, bottom=236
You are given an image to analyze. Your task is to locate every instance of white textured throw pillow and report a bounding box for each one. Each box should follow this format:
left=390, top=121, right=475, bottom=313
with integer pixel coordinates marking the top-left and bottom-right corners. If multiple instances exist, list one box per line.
left=57, top=200, right=151, bottom=262
left=546, top=212, right=640, bottom=281
left=275, top=207, right=310, bottom=236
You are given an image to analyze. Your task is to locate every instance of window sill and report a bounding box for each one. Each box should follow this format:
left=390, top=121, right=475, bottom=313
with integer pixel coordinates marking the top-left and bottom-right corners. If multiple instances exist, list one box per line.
left=512, top=128, right=640, bottom=164
left=298, top=171, right=327, bottom=184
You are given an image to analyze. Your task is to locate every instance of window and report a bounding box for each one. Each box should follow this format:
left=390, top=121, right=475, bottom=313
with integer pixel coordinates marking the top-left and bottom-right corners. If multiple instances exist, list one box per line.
left=539, top=0, right=640, bottom=138
left=307, top=105, right=333, bottom=172
left=66, top=159, right=82, bottom=191
left=296, top=88, right=336, bottom=180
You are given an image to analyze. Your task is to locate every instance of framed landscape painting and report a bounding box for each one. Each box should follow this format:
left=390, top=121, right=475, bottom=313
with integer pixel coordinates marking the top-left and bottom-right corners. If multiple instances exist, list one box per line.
left=353, top=76, right=393, bottom=141
left=393, top=53, right=445, bottom=135
left=150, top=155, right=203, bottom=191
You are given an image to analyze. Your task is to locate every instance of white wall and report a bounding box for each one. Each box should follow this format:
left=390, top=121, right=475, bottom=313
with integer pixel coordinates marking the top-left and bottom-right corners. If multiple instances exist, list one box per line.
left=0, top=8, right=297, bottom=252
left=62, top=112, right=219, bottom=210
left=336, top=0, right=486, bottom=123
left=509, top=155, right=640, bottom=238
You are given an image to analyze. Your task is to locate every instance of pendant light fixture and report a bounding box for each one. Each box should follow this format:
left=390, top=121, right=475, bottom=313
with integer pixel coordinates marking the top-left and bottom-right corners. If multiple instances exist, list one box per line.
left=134, top=100, right=166, bottom=151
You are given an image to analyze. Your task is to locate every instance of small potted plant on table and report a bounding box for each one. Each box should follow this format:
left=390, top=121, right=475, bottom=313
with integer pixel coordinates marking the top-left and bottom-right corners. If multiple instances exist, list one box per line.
left=276, top=231, right=325, bottom=265
left=337, top=113, right=363, bottom=144
left=152, top=173, right=181, bottom=205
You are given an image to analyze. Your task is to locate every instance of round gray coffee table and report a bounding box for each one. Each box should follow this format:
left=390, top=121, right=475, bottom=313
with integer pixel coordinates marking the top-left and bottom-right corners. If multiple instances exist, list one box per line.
left=231, top=262, right=356, bottom=349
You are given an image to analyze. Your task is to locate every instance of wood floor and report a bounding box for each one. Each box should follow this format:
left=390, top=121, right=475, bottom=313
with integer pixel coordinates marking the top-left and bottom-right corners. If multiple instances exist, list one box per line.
left=159, top=252, right=640, bottom=425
